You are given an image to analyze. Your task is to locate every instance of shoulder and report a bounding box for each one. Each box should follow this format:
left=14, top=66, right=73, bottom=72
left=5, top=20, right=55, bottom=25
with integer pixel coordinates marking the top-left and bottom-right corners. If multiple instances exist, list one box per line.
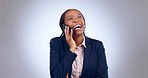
left=50, top=37, right=60, bottom=42
left=50, top=37, right=63, bottom=45
left=50, top=36, right=66, bottom=44
left=86, top=36, right=103, bottom=46
left=50, top=37, right=61, bottom=42
left=86, top=36, right=105, bottom=55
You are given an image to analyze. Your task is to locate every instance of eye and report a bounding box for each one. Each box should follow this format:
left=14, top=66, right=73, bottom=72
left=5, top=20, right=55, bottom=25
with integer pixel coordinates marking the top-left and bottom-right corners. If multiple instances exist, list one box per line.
left=77, top=15, right=82, bottom=18
left=67, top=17, right=73, bottom=20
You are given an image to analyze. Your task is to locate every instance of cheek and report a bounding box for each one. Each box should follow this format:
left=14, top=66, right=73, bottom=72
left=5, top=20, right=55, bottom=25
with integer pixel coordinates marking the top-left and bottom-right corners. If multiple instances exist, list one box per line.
left=79, top=19, right=85, bottom=24
left=64, top=19, right=72, bottom=26
left=82, top=25, right=85, bottom=30
left=66, top=21, right=73, bottom=27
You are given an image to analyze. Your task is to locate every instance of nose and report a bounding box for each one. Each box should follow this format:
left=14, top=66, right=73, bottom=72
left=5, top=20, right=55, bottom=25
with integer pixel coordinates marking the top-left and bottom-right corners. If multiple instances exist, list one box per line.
left=73, top=19, right=80, bottom=23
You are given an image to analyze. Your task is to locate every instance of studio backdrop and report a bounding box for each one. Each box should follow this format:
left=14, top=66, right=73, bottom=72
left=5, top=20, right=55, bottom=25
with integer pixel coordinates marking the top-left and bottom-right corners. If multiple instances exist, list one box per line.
left=0, top=0, right=148, bottom=78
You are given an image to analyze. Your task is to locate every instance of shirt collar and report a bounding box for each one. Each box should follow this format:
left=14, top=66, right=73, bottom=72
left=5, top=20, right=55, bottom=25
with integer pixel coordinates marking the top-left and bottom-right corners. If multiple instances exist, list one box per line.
left=62, top=34, right=86, bottom=48
left=78, top=35, right=86, bottom=48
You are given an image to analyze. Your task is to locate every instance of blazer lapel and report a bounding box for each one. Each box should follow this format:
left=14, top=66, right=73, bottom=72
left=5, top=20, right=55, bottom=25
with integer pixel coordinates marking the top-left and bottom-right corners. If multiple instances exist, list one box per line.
left=61, top=35, right=69, bottom=51
left=81, top=36, right=91, bottom=77
left=61, top=36, right=72, bottom=77
left=61, top=35, right=92, bottom=77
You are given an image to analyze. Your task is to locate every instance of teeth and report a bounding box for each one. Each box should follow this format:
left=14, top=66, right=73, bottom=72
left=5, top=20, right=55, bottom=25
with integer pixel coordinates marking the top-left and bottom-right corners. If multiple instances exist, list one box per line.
left=73, top=25, right=81, bottom=29
left=75, top=28, right=81, bottom=30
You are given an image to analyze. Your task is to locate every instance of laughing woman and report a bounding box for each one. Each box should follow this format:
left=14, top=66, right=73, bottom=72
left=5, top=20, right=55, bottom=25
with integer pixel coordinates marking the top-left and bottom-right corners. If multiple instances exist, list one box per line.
left=50, top=9, right=108, bottom=78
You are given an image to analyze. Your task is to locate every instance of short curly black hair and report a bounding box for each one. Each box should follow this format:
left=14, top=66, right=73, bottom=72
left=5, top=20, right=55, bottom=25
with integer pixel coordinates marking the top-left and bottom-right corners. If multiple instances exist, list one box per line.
left=59, top=9, right=85, bottom=36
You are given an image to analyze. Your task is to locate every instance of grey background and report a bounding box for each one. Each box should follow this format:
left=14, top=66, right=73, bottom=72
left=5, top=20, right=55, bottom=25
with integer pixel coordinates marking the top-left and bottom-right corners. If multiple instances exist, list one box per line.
left=0, top=0, right=148, bottom=78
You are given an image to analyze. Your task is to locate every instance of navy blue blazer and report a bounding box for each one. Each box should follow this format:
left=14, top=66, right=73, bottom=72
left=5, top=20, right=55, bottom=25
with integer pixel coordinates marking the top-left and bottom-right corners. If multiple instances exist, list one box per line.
left=50, top=35, right=108, bottom=78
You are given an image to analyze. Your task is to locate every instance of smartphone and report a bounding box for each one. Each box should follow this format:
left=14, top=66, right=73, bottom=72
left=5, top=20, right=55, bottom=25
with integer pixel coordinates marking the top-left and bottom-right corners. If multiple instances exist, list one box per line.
left=62, top=24, right=72, bottom=34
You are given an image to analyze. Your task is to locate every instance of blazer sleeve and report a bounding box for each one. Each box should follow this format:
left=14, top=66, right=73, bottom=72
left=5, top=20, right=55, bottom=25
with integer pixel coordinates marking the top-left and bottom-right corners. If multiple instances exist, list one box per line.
left=96, top=41, right=108, bottom=78
left=50, top=38, right=77, bottom=78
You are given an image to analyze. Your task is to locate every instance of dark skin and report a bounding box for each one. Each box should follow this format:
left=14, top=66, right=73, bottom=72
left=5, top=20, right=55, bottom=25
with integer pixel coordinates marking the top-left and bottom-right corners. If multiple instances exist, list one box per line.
left=64, top=9, right=86, bottom=78
left=64, top=9, right=85, bottom=53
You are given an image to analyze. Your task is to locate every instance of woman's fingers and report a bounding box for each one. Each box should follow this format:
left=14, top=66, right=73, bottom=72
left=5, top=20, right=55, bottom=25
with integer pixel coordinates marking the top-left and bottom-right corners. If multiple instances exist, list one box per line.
left=64, top=26, right=69, bottom=38
left=64, top=26, right=73, bottom=39
left=70, top=27, right=73, bottom=37
left=65, top=26, right=69, bottom=34
left=64, top=26, right=76, bottom=52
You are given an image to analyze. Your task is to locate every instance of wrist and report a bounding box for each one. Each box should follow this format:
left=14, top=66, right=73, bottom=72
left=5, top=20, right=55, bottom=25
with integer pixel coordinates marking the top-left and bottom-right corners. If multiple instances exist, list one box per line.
left=70, top=47, right=76, bottom=53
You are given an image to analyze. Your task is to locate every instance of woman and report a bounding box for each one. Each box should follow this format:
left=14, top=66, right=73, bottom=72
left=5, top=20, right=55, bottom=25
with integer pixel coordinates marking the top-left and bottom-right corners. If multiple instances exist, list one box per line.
left=50, top=9, right=108, bottom=78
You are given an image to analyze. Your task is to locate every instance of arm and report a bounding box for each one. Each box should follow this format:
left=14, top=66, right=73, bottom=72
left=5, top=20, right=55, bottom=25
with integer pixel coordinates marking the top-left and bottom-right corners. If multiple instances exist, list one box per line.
left=96, top=42, right=108, bottom=78
left=50, top=38, right=77, bottom=78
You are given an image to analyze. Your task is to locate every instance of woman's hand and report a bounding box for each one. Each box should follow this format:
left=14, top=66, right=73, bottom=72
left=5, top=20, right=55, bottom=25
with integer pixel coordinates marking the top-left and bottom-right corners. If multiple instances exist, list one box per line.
left=64, top=26, right=76, bottom=53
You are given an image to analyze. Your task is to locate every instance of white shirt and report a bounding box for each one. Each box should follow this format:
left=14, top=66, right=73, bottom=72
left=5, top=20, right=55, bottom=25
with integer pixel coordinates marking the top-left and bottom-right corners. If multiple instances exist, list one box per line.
left=71, top=37, right=86, bottom=78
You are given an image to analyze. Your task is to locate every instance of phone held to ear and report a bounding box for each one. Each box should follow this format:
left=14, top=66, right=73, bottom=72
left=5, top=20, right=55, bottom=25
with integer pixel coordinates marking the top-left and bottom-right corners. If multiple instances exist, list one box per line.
left=62, top=24, right=72, bottom=34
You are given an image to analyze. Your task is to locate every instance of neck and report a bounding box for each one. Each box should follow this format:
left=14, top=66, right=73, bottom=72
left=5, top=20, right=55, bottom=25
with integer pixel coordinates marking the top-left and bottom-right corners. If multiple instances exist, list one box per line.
left=73, top=34, right=84, bottom=46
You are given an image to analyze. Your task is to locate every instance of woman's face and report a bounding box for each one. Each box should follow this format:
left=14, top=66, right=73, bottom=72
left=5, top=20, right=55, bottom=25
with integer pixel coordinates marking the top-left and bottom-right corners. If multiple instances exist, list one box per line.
left=64, top=9, right=85, bottom=35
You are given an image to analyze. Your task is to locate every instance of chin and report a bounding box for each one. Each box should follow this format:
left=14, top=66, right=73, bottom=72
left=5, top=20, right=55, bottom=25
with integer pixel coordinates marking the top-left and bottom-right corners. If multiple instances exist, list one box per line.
left=74, top=31, right=84, bottom=36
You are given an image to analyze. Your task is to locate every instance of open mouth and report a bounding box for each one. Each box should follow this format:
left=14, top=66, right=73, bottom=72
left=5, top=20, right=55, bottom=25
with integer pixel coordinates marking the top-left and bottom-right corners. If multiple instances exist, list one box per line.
left=73, top=24, right=82, bottom=30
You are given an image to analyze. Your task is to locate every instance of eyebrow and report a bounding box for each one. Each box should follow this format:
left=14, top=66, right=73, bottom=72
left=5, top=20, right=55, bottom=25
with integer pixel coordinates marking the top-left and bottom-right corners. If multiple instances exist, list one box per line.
left=66, top=14, right=82, bottom=18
